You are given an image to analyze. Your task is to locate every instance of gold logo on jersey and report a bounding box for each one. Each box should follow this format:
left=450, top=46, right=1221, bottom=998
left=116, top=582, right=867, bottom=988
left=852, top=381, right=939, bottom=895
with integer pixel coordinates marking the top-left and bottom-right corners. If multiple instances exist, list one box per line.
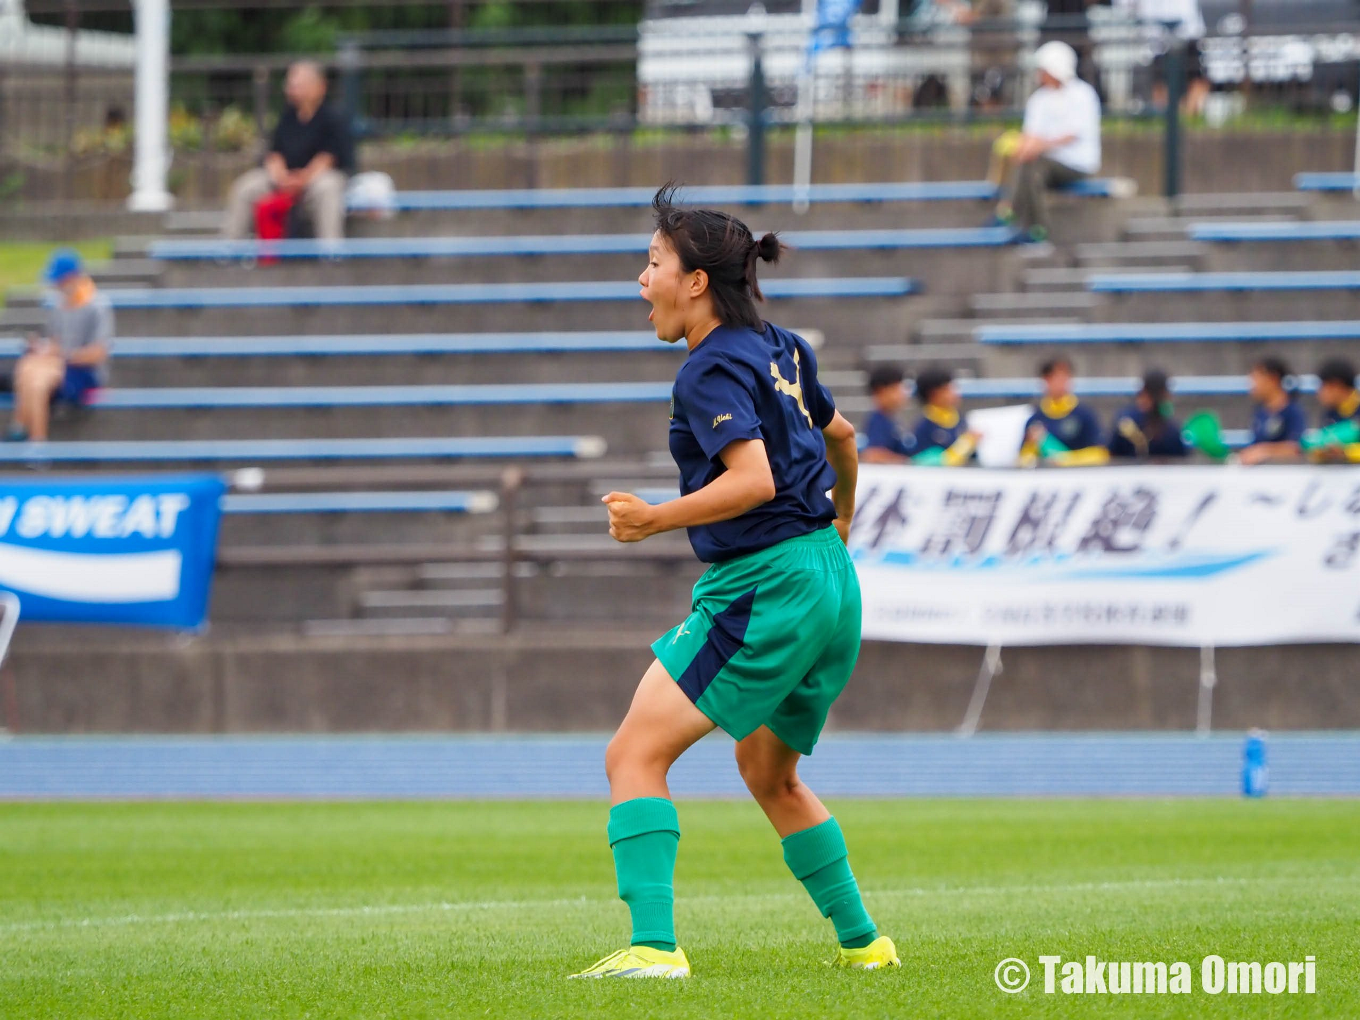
left=712, top=413, right=733, bottom=428
left=770, top=349, right=814, bottom=428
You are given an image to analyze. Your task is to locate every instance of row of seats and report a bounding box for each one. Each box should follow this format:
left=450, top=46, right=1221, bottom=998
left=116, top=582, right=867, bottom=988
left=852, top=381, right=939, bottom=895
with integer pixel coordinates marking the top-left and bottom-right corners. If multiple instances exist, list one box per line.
left=223, top=490, right=498, bottom=515
left=5, top=374, right=1327, bottom=412
left=143, top=220, right=1360, bottom=263
left=146, top=227, right=1022, bottom=262
left=349, top=178, right=1131, bottom=212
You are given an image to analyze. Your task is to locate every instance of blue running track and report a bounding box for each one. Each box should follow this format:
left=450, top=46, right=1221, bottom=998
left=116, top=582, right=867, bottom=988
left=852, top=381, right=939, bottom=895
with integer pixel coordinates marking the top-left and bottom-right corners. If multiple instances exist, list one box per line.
left=1, top=733, right=1357, bottom=799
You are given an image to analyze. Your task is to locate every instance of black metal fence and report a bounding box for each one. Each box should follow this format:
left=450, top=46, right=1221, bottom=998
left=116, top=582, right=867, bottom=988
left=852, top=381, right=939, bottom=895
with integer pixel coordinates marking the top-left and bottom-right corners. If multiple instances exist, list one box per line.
left=3, top=9, right=1358, bottom=201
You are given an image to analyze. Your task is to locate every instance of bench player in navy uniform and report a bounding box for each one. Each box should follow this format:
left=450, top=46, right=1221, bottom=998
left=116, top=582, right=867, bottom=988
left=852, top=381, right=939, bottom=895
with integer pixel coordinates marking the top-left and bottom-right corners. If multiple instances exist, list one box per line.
left=908, top=367, right=980, bottom=466
left=1239, top=356, right=1307, bottom=465
left=1301, top=358, right=1360, bottom=464
left=1020, top=356, right=1109, bottom=466
left=1107, top=369, right=1187, bottom=461
left=861, top=365, right=914, bottom=463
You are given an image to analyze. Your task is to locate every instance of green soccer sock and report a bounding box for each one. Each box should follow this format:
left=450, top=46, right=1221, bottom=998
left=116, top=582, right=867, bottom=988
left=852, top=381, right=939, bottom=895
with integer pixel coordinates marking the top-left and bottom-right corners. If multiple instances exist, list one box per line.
left=781, top=817, right=877, bottom=949
left=608, top=797, right=680, bottom=953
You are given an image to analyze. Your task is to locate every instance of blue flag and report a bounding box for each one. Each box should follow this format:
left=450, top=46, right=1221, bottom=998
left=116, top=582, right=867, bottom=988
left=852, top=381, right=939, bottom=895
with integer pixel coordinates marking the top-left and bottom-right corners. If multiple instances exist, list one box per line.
left=808, top=0, right=862, bottom=61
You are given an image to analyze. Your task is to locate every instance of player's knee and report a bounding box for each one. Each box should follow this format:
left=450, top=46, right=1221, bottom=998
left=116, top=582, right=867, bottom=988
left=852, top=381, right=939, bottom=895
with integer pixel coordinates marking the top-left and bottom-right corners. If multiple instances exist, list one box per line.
left=736, top=752, right=799, bottom=802
left=604, top=731, right=661, bottom=784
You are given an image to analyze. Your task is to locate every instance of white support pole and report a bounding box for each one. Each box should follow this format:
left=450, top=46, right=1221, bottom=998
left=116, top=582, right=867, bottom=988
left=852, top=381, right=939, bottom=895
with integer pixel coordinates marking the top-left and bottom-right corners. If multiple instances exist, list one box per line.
left=1195, top=644, right=1216, bottom=738
left=957, top=644, right=1002, bottom=738
left=0, top=591, right=20, bottom=669
left=128, top=0, right=174, bottom=212
left=792, top=69, right=814, bottom=214
left=1353, top=105, right=1360, bottom=202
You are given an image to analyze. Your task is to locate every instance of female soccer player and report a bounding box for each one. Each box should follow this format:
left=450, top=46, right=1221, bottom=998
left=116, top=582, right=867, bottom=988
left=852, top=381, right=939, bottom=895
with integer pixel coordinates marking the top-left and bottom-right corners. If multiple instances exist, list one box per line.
left=570, top=186, right=898, bottom=979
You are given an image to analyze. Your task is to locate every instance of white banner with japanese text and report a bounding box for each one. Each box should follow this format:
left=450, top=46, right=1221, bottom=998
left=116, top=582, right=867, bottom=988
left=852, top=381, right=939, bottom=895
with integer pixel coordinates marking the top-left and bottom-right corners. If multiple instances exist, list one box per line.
left=849, top=465, right=1360, bottom=647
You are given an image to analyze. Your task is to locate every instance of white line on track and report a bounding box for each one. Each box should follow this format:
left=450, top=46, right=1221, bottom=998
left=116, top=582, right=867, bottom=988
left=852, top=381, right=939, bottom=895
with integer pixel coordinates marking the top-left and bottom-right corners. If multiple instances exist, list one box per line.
left=2, top=874, right=1331, bottom=936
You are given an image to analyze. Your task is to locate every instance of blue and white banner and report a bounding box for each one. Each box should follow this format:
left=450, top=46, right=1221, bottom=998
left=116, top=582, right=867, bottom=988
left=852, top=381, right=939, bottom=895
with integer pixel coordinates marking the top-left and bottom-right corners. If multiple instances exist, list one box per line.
left=850, top=465, right=1360, bottom=647
left=0, top=474, right=225, bottom=628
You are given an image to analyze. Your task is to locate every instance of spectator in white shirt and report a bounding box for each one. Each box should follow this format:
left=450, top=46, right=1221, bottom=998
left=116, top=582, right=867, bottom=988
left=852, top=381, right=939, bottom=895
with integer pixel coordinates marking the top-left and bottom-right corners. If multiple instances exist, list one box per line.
left=1118, top=0, right=1210, bottom=116
left=989, top=41, right=1101, bottom=242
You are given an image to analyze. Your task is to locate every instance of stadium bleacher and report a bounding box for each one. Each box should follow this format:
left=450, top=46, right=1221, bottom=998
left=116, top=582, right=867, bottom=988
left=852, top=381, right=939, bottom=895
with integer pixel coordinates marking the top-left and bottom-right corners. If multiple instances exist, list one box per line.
left=5, top=172, right=1356, bottom=634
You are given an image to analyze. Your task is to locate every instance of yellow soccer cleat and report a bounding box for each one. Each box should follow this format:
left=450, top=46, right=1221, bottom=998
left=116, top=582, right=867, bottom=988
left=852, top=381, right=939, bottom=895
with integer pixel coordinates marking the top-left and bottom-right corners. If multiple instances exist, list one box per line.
left=833, top=935, right=901, bottom=970
left=568, top=945, right=691, bottom=979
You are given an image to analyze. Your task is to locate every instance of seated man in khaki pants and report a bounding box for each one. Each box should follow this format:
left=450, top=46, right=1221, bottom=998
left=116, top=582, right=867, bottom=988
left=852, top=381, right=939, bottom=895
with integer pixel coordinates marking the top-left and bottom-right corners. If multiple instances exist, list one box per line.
left=222, top=61, right=355, bottom=242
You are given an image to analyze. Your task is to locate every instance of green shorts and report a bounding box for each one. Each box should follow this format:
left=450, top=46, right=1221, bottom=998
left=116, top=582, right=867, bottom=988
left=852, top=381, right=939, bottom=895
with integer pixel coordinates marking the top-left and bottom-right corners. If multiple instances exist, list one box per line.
left=652, top=525, right=862, bottom=756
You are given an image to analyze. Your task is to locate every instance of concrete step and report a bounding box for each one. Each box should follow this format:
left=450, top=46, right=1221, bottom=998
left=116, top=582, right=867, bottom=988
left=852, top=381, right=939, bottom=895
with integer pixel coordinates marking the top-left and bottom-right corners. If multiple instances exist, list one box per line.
left=912, top=319, right=1081, bottom=345
left=1073, top=240, right=1208, bottom=268
left=301, top=617, right=458, bottom=637
left=1122, top=214, right=1296, bottom=242
left=1170, top=192, right=1312, bottom=217
left=1022, top=265, right=1196, bottom=293
left=419, top=561, right=537, bottom=588
left=359, top=588, right=503, bottom=619
left=969, top=292, right=1099, bottom=318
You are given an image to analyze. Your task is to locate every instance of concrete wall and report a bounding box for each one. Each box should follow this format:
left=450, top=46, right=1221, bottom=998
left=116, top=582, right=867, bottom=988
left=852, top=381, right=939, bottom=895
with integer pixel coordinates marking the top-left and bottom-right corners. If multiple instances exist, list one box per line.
left=6, top=628, right=1358, bottom=734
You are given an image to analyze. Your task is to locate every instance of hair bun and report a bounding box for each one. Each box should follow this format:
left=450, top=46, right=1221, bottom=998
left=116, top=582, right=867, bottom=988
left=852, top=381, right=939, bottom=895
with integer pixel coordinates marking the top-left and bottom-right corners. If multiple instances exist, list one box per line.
left=755, top=231, right=783, bottom=264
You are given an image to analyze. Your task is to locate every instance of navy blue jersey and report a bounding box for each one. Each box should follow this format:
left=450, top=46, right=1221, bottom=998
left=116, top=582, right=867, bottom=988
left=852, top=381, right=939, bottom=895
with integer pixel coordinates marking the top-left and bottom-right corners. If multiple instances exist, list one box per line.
left=1323, top=390, right=1360, bottom=427
left=862, top=409, right=914, bottom=458
left=669, top=322, right=838, bottom=563
left=1251, top=400, right=1307, bottom=445
left=910, top=406, right=969, bottom=458
left=1024, top=396, right=1103, bottom=451
left=1107, top=404, right=1188, bottom=460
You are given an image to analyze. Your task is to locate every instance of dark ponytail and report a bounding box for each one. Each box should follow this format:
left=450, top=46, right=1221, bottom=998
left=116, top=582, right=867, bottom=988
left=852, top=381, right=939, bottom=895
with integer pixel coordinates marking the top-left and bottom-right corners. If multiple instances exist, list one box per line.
left=652, top=182, right=784, bottom=331
left=1141, top=369, right=1172, bottom=439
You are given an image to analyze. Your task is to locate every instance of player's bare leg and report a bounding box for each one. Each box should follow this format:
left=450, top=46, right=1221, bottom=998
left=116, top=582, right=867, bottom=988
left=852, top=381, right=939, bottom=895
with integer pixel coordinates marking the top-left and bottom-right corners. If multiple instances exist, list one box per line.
left=572, top=659, right=713, bottom=978
left=737, top=725, right=899, bottom=969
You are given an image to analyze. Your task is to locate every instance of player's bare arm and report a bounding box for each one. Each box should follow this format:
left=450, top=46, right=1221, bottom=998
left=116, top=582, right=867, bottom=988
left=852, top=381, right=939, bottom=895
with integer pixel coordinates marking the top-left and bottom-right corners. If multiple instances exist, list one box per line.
left=822, top=410, right=858, bottom=543
left=603, top=438, right=775, bottom=543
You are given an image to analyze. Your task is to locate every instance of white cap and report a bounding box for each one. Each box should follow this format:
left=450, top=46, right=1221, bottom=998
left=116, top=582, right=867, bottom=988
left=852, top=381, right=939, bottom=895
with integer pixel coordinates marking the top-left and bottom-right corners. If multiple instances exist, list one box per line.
left=1034, top=41, right=1078, bottom=84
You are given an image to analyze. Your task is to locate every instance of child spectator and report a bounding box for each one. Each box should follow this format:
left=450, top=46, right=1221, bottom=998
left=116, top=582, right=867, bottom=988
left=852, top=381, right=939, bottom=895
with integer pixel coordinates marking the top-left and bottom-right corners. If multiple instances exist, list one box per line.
left=1239, top=356, right=1306, bottom=465
left=1108, top=369, right=1188, bottom=460
left=861, top=365, right=914, bottom=463
left=1020, top=356, right=1108, bottom=466
left=6, top=249, right=113, bottom=444
left=909, top=367, right=980, bottom=466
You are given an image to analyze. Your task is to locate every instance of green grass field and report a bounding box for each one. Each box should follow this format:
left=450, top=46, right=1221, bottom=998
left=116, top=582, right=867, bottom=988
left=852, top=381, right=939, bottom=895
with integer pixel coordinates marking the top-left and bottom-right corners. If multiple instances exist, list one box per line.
left=3, top=799, right=1357, bottom=1019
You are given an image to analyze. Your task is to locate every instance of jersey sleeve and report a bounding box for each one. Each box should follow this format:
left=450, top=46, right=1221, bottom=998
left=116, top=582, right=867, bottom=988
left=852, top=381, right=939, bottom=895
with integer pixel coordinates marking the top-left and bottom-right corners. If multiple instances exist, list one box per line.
left=676, top=355, right=764, bottom=462
left=794, top=336, right=836, bottom=429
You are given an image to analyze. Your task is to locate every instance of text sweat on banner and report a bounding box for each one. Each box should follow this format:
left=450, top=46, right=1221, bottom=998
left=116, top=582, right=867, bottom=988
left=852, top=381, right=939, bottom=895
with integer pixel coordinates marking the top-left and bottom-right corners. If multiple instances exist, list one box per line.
left=848, top=465, right=1360, bottom=647
left=0, top=474, right=225, bottom=628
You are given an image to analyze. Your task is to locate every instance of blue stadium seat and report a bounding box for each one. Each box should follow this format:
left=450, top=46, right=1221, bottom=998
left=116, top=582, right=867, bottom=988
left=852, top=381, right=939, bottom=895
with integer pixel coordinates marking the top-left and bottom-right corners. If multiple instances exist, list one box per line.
left=94, top=277, right=918, bottom=309
left=1294, top=172, right=1358, bottom=193
left=1190, top=222, right=1360, bottom=242
left=0, top=375, right=1304, bottom=411
left=149, top=227, right=1020, bottom=262
left=1088, top=272, right=1360, bottom=294
left=221, top=491, right=499, bottom=514
left=0, top=331, right=667, bottom=359
left=976, top=321, right=1360, bottom=345
left=0, top=435, right=606, bottom=464
left=71, top=382, right=673, bottom=410
left=349, top=179, right=1131, bottom=213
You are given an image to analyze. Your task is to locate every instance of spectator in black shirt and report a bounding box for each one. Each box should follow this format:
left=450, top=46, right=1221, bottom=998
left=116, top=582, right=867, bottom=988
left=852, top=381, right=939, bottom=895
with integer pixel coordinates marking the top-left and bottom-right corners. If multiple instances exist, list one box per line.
left=223, top=61, right=354, bottom=241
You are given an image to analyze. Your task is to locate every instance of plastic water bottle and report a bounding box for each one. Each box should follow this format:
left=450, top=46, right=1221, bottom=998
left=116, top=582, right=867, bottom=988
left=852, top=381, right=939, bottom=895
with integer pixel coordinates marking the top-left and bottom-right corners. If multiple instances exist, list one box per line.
left=1242, top=730, right=1268, bottom=798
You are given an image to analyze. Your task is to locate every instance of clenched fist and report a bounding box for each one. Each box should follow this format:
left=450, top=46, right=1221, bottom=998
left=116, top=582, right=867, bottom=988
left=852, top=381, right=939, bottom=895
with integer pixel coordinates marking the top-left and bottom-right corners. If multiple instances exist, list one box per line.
left=602, top=491, right=658, bottom=543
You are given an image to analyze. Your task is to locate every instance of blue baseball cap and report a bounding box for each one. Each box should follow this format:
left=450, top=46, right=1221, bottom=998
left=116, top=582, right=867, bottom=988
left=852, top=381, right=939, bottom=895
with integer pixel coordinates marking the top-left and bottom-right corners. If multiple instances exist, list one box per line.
left=43, top=248, right=83, bottom=284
